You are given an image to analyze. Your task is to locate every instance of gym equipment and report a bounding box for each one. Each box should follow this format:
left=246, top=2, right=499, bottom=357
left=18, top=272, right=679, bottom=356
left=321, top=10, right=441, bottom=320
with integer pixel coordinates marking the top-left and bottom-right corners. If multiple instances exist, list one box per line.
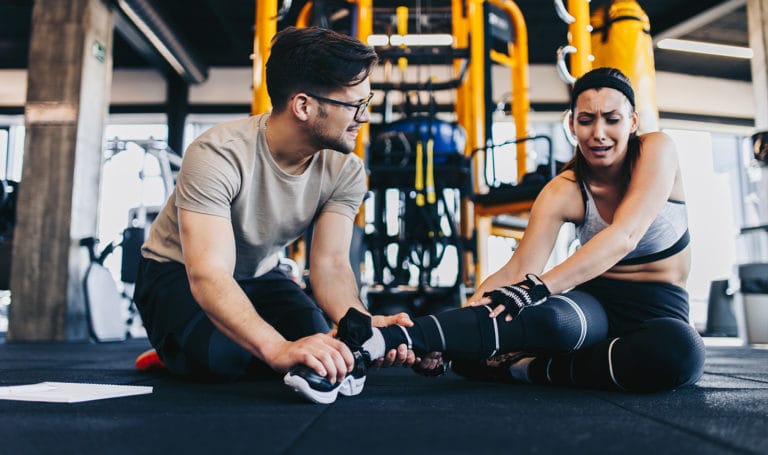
left=79, top=138, right=180, bottom=342
left=470, top=135, right=556, bottom=211
left=555, top=0, right=591, bottom=83
left=80, top=232, right=142, bottom=342
left=702, top=279, right=738, bottom=337
left=739, top=262, right=768, bottom=345
left=367, top=95, right=470, bottom=317
left=374, top=116, right=467, bottom=166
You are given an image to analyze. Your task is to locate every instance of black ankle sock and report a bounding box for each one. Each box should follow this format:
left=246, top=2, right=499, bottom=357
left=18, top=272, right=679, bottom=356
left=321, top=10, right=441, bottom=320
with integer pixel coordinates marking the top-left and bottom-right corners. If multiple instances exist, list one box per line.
left=528, top=342, right=615, bottom=388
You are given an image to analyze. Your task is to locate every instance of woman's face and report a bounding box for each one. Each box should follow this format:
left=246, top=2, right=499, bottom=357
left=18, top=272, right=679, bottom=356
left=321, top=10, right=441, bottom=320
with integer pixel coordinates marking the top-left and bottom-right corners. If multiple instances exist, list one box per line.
left=570, top=87, right=638, bottom=171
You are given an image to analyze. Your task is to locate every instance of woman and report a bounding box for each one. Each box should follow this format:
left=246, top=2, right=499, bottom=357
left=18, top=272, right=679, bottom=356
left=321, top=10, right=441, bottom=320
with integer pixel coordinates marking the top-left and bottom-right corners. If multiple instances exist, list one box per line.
left=285, top=67, right=705, bottom=403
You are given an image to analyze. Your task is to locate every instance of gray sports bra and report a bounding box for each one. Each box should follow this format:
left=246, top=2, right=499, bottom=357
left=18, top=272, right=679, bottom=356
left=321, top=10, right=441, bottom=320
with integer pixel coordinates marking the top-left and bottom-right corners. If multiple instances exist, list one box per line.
left=575, top=181, right=690, bottom=265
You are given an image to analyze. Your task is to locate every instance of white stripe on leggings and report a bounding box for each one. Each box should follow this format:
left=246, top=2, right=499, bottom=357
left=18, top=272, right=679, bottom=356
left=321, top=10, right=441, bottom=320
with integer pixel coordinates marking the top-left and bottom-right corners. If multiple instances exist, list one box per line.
left=607, top=337, right=627, bottom=391
left=428, top=315, right=446, bottom=351
left=397, top=325, right=413, bottom=350
left=545, top=358, right=553, bottom=383
left=482, top=305, right=500, bottom=357
left=550, top=295, right=588, bottom=350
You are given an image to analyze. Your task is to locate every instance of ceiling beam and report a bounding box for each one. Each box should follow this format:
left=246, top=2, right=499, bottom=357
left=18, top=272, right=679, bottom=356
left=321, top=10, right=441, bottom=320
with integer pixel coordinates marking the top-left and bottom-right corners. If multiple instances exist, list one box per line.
left=653, top=0, right=746, bottom=44
left=111, top=0, right=208, bottom=83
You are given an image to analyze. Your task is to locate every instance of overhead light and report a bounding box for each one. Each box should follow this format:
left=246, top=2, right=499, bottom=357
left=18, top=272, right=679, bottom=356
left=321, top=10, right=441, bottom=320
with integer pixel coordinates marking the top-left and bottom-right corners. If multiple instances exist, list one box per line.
left=367, top=34, right=454, bottom=47
left=367, top=35, right=389, bottom=46
left=656, top=38, right=753, bottom=59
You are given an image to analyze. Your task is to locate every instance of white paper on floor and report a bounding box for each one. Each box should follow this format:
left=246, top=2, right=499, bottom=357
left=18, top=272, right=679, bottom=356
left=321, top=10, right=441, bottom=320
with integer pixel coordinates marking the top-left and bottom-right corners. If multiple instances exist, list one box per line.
left=0, top=382, right=153, bottom=403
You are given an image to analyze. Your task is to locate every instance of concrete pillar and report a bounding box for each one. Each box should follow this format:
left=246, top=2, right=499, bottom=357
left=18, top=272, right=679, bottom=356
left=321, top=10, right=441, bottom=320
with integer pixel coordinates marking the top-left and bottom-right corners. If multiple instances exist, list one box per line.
left=167, top=74, right=189, bottom=155
left=8, top=0, right=113, bottom=341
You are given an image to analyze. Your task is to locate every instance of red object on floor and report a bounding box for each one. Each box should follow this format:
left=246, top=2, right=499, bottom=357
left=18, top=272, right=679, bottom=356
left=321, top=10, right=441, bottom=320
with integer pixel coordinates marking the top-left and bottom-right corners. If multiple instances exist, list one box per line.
left=135, top=348, right=166, bottom=371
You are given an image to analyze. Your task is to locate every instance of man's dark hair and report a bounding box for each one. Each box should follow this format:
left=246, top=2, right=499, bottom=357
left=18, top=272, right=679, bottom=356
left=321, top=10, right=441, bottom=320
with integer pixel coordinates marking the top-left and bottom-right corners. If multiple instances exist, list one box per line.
left=266, top=26, right=378, bottom=111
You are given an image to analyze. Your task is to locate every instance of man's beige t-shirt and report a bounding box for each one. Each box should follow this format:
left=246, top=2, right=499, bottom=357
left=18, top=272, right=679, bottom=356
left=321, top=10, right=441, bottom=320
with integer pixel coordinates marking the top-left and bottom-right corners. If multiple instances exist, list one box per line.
left=141, top=113, right=367, bottom=279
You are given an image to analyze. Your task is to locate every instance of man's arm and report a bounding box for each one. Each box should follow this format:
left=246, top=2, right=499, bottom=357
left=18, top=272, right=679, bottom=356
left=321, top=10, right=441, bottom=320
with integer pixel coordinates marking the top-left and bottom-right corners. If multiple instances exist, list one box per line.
left=178, top=208, right=353, bottom=383
left=307, top=211, right=367, bottom=322
left=308, top=210, right=415, bottom=366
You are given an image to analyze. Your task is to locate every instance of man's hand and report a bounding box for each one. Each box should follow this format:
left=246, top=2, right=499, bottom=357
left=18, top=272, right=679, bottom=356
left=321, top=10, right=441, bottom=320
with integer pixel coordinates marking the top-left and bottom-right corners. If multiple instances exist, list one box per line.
left=266, top=333, right=354, bottom=384
left=370, top=312, right=416, bottom=367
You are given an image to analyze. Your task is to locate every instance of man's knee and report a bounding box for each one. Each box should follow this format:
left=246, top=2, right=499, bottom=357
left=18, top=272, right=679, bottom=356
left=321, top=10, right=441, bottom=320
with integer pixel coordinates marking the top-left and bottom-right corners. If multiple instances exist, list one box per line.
left=161, top=315, right=254, bottom=382
left=206, top=330, right=254, bottom=380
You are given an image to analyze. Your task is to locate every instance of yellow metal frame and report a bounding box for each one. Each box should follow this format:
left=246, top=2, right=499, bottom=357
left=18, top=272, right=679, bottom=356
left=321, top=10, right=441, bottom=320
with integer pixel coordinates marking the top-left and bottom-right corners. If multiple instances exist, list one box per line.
left=461, top=0, right=532, bottom=283
left=296, top=2, right=313, bottom=27
left=353, top=0, right=373, bottom=163
left=252, top=1, right=278, bottom=115
left=568, top=0, right=592, bottom=79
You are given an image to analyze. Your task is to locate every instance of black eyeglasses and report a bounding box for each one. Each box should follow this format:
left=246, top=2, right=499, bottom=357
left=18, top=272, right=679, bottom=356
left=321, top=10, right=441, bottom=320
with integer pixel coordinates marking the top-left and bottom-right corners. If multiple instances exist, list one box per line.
left=305, top=92, right=373, bottom=122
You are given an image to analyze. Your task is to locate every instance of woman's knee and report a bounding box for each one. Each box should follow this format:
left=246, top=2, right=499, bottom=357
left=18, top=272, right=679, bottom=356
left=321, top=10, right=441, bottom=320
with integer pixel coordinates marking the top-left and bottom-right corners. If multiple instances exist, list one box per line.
left=517, top=291, right=608, bottom=351
left=618, top=318, right=705, bottom=391
left=649, top=318, right=705, bottom=387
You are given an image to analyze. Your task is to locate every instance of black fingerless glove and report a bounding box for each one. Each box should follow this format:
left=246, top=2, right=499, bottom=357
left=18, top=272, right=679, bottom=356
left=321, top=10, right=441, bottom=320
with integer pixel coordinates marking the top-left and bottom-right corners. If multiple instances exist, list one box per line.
left=482, top=274, right=551, bottom=319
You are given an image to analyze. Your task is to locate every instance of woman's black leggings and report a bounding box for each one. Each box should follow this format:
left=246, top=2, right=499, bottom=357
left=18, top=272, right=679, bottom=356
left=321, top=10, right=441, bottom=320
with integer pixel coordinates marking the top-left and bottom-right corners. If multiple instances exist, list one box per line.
left=376, top=278, right=705, bottom=393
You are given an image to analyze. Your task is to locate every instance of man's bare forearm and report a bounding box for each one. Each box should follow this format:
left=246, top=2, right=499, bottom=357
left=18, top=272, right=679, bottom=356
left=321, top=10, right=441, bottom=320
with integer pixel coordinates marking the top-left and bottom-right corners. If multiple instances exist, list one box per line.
left=187, top=269, right=286, bottom=363
left=309, top=259, right=367, bottom=323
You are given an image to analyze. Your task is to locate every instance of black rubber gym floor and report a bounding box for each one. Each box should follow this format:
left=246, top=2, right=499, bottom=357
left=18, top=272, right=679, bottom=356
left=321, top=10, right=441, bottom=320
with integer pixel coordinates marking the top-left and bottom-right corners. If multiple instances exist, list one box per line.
left=0, top=337, right=765, bottom=455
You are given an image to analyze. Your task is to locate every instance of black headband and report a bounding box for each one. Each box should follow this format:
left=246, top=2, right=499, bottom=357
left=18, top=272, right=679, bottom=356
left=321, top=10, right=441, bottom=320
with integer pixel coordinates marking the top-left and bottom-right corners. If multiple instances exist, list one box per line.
left=570, top=72, right=635, bottom=110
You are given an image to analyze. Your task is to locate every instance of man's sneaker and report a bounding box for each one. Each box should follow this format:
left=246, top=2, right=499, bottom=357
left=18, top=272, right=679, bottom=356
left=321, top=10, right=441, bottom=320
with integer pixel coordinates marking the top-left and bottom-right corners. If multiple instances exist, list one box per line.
left=135, top=348, right=166, bottom=371
left=283, top=365, right=347, bottom=404
left=284, top=308, right=374, bottom=404
left=338, top=350, right=369, bottom=396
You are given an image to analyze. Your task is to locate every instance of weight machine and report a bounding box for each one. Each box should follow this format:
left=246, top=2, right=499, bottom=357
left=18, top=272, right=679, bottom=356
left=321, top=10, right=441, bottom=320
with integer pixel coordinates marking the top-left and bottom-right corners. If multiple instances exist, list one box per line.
left=79, top=139, right=181, bottom=341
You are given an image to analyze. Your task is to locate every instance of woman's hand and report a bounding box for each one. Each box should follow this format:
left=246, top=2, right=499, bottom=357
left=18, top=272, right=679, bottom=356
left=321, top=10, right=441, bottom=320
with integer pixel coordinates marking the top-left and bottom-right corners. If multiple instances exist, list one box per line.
left=473, top=274, right=551, bottom=321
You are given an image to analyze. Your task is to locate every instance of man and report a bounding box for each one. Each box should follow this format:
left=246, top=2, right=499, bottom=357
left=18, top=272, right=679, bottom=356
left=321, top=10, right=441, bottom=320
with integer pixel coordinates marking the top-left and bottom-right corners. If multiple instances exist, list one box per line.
left=134, top=26, right=414, bottom=388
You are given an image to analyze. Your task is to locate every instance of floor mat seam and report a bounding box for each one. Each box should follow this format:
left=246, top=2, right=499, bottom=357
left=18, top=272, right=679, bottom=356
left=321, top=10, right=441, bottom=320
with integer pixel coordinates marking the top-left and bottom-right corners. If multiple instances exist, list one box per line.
left=704, top=371, right=768, bottom=385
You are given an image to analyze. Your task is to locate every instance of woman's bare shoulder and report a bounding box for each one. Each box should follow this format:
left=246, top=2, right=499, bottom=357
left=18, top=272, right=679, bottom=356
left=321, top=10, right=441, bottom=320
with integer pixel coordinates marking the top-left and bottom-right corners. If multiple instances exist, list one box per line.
left=547, top=169, right=579, bottom=193
left=640, top=131, right=676, bottom=152
left=535, top=170, right=584, bottom=221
